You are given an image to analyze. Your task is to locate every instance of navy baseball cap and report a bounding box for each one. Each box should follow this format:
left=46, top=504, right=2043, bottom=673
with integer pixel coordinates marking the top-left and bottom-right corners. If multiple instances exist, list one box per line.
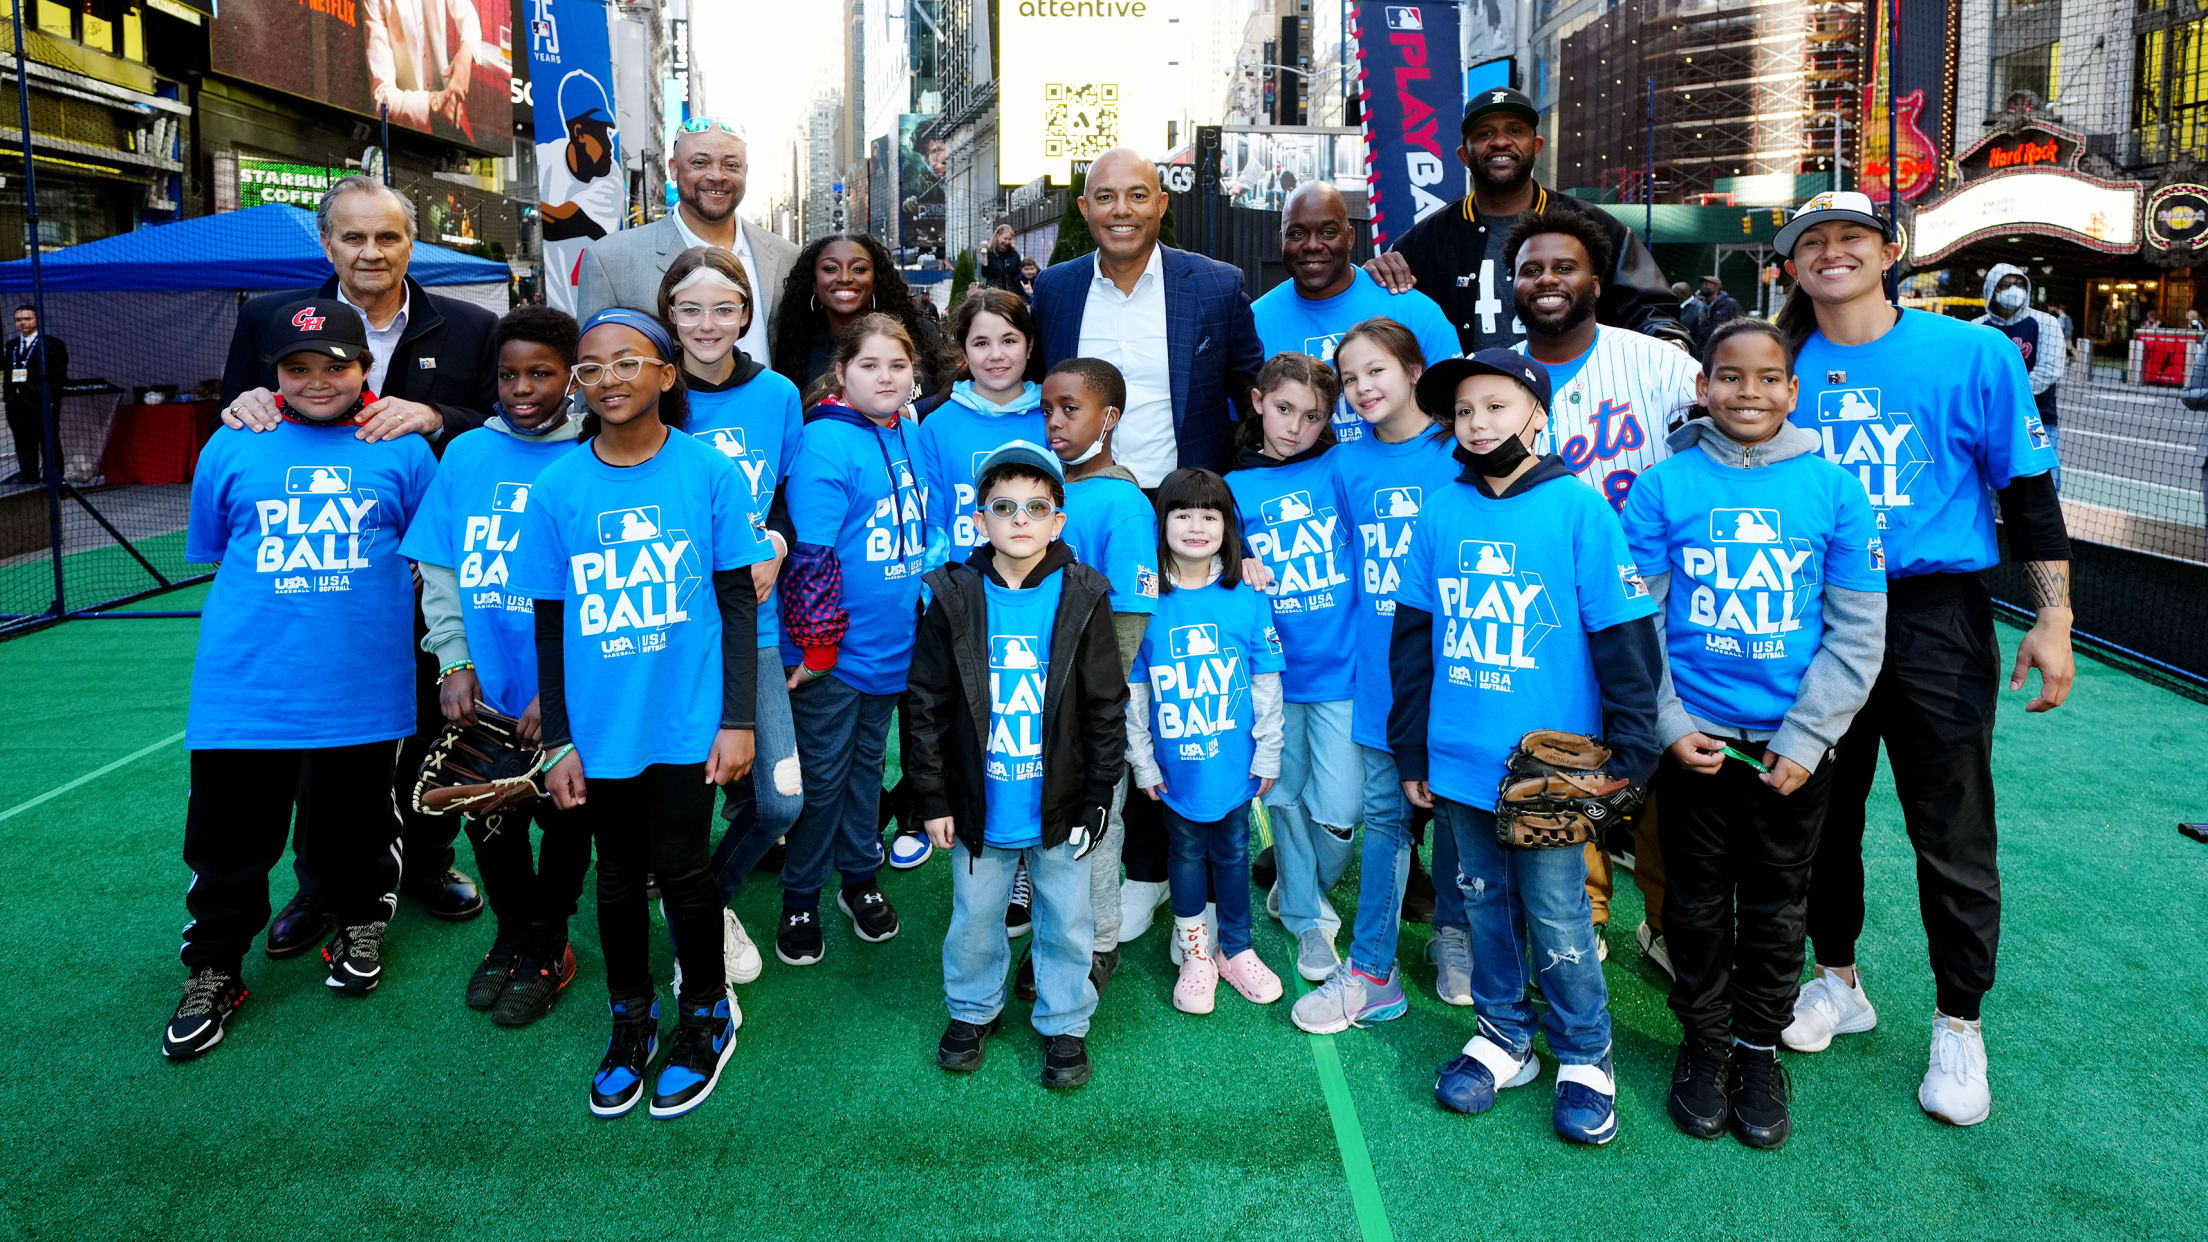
left=1417, top=348, right=1553, bottom=418
left=1462, top=86, right=1539, bottom=133
left=261, top=298, right=370, bottom=365
left=975, top=439, right=1065, bottom=489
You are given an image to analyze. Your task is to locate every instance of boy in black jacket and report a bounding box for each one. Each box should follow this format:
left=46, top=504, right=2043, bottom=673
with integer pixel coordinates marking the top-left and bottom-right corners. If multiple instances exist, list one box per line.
left=907, top=442, right=1129, bottom=1090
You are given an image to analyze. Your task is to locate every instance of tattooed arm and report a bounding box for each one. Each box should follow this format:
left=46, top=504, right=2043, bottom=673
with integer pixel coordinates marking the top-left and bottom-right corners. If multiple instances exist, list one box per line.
left=2000, top=473, right=2075, bottom=712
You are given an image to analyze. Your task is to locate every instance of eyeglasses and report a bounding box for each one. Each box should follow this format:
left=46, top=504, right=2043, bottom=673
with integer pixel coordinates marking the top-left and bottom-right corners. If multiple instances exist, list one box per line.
left=569, top=357, right=673, bottom=386
left=679, top=117, right=744, bottom=137
left=983, top=497, right=1058, bottom=521
left=671, top=301, right=748, bottom=326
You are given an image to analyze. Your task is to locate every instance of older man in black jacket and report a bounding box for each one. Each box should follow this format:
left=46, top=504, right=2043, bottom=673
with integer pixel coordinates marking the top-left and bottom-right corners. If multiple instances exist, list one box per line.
left=1367, top=88, right=1687, bottom=354
left=217, top=175, right=500, bottom=943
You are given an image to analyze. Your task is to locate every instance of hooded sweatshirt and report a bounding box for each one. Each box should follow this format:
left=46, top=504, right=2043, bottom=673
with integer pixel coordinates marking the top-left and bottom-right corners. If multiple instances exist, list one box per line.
left=1974, top=262, right=2065, bottom=420
left=916, top=379, right=1049, bottom=549
left=1622, top=418, right=1888, bottom=773
left=408, top=405, right=585, bottom=716
left=1226, top=438, right=1359, bottom=702
left=685, top=349, right=806, bottom=649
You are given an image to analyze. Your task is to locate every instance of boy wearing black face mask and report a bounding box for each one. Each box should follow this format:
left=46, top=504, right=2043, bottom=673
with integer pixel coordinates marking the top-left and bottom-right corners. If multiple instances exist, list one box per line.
left=1385, top=348, right=1663, bottom=1146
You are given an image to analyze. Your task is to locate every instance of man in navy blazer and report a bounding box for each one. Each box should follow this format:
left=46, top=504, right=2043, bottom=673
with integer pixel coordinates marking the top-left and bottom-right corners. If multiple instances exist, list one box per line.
left=1032, top=149, right=1264, bottom=485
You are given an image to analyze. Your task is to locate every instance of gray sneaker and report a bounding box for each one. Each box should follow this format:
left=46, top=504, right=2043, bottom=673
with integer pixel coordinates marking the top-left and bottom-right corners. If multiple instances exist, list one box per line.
left=1295, top=927, right=1340, bottom=982
left=1426, top=925, right=1473, bottom=1006
left=1290, top=963, right=1408, bottom=1034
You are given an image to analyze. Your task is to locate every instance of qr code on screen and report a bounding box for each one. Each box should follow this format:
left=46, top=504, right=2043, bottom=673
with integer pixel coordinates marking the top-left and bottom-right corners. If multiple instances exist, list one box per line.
left=1043, top=83, right=1120, bottom=160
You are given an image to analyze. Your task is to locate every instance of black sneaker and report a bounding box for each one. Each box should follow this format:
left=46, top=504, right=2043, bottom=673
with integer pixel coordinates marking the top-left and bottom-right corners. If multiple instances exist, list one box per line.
left=465, top=931, right=522, bottom=1010
left=162, top=967, right=246, bottom=1060
left=1005, top=863, right=1033, bottom=939
left=494, top=932, right=578, bottom=1027
left=1401, top=852, right=1436, bottom=924
left=1727, top=1043, right=1792, bottom=1149
left=650, top=990, right=738, bottom=1119
left=1667, top=1040, right=1731, bottom=1139
left=1089, top=947, right=1120, bottom=997
left=1040, top=1033, right=1091, bottom=1089
left=776, top=907, right=824, bottom=966
left=1014, top=948, right=1038, bottom=1002
left=323, top=921, right=388, bottom=995
left=837, top=882, right=900, bottom=943
left=405, top=866, right=485, bottom=921
left=589, top=996, right=660, bottom=1118
left=264, top=893, right=331, bottom=959
left=938, top=1015, right=1002, bottom=1072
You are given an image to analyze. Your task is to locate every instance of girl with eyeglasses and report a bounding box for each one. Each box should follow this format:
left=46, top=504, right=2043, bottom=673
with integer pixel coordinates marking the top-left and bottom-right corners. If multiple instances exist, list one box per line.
left=655, top=247, right=807, bottom=989
left=509, top=308, right=774, bottom=1120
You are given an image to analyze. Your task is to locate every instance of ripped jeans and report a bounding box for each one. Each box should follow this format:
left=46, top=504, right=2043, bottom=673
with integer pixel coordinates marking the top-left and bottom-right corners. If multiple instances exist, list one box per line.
left=1438, top=796, right=1611, bottom=1066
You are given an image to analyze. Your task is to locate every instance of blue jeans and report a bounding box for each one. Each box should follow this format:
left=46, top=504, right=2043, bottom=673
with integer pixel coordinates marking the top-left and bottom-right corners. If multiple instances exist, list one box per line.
left=1162, top=804, right=1255, bottom=957
left=944, top=841, right=1097, bottom=1036
left=1439, top=796, right=1611, bottom=1064
left=1265, top=699, right=1359, bottom=936
left=779, top=672, right=894, bottom=908
left=1346, top=745, right=1466, bottom=978
left=710, top=647, right=805, bottom=903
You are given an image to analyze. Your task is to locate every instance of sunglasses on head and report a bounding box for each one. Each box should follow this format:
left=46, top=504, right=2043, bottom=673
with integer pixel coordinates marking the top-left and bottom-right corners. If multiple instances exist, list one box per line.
left=983, top=497, right=1058, bottom=521
left=679, top=117, right=743, bottom=137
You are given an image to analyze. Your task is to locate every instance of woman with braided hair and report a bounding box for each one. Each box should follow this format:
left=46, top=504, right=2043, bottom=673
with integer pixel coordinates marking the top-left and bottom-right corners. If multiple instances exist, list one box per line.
left=768, top=232, right=945, bottom=400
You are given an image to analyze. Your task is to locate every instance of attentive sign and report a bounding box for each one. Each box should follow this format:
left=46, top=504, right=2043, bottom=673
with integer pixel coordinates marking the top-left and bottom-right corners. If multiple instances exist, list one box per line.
left=1912, top=170, right=2141, bottom=264
left=1353, top=2, right=1464, bottom=247
left=999, top=2, right=1175, bottom=186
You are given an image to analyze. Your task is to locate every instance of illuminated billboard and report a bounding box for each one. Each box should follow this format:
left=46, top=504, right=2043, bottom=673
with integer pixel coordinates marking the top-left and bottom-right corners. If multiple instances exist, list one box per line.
left=211, top=0, right=515, bottom=156
left=999, top=1, right=1173, bottom=186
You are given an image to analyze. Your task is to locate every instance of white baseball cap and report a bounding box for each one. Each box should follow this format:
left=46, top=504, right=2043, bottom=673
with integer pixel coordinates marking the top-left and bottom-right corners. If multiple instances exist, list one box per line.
left=1774, top=190, right=1892, bottom=257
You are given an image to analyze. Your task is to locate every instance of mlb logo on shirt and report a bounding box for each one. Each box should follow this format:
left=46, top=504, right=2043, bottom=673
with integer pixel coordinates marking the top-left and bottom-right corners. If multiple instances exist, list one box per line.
left=1372, top=487, right=1423, bottom=519
left=1816, top=388, right=1881, bottom=423
left=1304, top=332, right=1344, bottom=360
left=1618, top=564, right=1650, bottom=599
left=1262, top=491, right=1318, bottom=525
left=286, top=465, right=353, bottom=496
left=1384, top=5, right=1423, bottom=29
left=990, top=635, right=1043, bottom=670
left=1869, top=536, right=1887, bottom=572
left=2025, top=413, right=2049, bottom=450
left=705, top=428, right=748, bottom=459
left=596, top=506, right=664, bottom=545
left=1136, top=565, right=1160, bottom=598
left=1168, top=624, right=1222, bottom=660
left=492, top=482, right=531, bottom=514
left=1458, top=540, right=1517, bottom=576
left=1262, top=624, right=1284, bottom=656
left=1710, top=508, right=1783, bottom=544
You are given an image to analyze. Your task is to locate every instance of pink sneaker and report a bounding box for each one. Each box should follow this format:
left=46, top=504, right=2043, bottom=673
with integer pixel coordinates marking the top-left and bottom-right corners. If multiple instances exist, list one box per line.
left=1218, top=949, right=1283, bottom=1005
left=1172, top=919, right=1216, bottom=1014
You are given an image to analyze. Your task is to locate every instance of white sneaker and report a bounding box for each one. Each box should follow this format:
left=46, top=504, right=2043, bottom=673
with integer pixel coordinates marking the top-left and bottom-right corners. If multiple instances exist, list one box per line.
left=1117, top=880, right=1169, bottom=942
left=723, top=908, right=762, bottom=986
left=1635, top=920, right=1674, bottom=980
left=1919, top=1012, right=1991, bottom=1126
left=1266, top=884, right=1281, bottom=923
left=1169, top=903, right=1219, bottom=966
left=1781, top=966, right=1878, bottom=1053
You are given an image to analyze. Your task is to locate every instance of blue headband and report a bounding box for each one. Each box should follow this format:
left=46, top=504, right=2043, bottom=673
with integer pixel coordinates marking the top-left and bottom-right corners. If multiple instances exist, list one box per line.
left=579, top=308, right=676, bottom=363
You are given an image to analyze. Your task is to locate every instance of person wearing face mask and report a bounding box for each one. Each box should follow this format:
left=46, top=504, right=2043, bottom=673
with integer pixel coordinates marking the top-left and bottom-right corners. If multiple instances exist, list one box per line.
left=1364, top=89, right=1688, bottom=354
left=1972, top=265, right=2067, bottom=490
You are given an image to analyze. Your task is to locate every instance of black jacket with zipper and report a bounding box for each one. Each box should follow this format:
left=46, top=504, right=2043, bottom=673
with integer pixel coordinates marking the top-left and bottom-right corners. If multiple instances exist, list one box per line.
left=905, top=542, right=1129, bottom=856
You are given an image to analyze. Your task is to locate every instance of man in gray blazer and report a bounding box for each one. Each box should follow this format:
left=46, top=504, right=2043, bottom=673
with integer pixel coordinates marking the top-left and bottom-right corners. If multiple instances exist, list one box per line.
left=577, top=120, right=798, bottom=357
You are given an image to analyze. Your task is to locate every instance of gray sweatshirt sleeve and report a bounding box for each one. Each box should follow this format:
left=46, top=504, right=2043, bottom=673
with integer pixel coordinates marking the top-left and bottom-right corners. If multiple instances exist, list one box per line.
left=1125, top=681, right=1163, bottom=791
left=1769, top=584, right=1887, bottom=773
left=1250, top=671, right=1285, bottom=779
left=418, top=561, right=472, bottom=668
left=1645, top=572, right=1698, bottom=749
left=2028, top=311, right=2066, bottom=395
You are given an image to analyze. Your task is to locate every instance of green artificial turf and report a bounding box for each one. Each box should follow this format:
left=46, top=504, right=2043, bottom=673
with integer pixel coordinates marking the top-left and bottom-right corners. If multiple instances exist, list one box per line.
left=2, top=613, right=2203, bottom=1241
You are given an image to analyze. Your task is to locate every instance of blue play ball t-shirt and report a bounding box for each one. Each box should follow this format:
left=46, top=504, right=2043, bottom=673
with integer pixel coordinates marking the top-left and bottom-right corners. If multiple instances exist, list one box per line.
left=186, top=422, right=436, bottom=749
left=1227, top=453, right=1359, bottom=702
left=781, top=412, right=930, bottom=695
left=1251, top=268, right=1460, bottom=444
left=400, top=427, right=581, bottom=717
left=1396, top=472, right=1657, bottom=811
left=1623, top=444, right=1886, bottom=734
left=1130, top=579, right=1287, bottom=822
left=1332, top=426, right=1462, bottom=749
left=1791, top=308, right=2057, bottom=578
left=918, top=383, right=1048, bottom=549
left=1061, top=474, right=1160, bottom=615
left=982, top=573, right=1064, bottom=849
left=508, top=428, right=772, bottom=779
left=686, top=370, right=805, bottom=648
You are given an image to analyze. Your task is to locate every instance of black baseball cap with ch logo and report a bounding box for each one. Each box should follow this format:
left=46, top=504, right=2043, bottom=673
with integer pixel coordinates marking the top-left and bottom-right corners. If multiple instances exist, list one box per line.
left=1462, top=86, right=1539, bottom=133
left=261, top=298, right=370, bottom=366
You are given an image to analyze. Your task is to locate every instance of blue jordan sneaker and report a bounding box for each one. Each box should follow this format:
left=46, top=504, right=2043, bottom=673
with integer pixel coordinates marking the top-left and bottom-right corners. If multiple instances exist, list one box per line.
left=589, top=996, right=660, bottom=1118
left=1553, top=1054, right=1620, bottom=1145
left=650, top=988, right=738, bottom=1119
left=1435, top=1031, right=1539, bottom=1115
